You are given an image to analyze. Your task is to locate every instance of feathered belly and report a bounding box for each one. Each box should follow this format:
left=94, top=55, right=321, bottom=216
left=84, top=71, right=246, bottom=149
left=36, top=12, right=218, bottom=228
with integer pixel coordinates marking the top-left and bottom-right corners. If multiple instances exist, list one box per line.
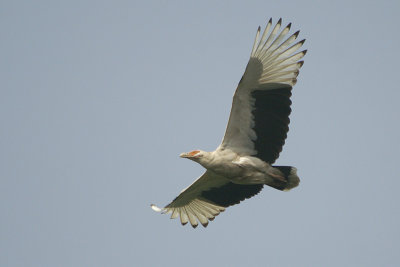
left=208, top=155, right=272, bottom=185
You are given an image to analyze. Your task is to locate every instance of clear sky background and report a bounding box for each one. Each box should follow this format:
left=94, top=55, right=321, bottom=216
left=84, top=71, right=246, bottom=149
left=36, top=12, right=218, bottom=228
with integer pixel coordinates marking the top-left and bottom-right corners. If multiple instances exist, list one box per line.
left=1, top=0, right=400, bottom=266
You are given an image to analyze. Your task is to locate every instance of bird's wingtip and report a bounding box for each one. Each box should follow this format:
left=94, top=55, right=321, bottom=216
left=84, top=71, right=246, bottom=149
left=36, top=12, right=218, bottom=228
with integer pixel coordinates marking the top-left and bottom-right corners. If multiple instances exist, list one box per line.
left=150, top=204, right=163, bottom=212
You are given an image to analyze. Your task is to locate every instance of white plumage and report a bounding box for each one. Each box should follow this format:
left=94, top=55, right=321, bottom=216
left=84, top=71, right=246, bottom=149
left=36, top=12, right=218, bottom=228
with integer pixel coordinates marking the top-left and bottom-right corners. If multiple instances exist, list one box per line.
left=151, top=18, right=306, bottom=228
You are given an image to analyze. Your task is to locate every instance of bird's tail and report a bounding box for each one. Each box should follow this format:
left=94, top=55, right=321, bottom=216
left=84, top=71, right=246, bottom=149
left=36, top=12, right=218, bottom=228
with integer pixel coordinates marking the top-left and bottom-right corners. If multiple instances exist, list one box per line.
left=268, top=166, right=300, bottom=191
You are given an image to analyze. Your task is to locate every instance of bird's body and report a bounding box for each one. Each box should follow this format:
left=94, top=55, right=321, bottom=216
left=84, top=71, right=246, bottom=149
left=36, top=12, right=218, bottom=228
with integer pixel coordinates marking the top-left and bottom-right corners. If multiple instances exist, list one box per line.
left=187, top=149, right=287, bottom=186
left=151, top=18, right=306, bottom=228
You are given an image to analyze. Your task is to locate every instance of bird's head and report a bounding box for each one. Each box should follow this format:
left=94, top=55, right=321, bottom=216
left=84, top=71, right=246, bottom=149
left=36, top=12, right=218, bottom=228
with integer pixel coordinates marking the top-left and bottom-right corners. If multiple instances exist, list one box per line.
left=180, top=150, right=213, bottom=167
left=180, top=150, right=214, bottom=169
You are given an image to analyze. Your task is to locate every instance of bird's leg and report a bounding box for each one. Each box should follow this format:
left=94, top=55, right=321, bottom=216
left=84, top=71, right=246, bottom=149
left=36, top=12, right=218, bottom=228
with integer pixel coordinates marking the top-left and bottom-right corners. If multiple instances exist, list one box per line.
left=268, top=172, right=287, bottom=182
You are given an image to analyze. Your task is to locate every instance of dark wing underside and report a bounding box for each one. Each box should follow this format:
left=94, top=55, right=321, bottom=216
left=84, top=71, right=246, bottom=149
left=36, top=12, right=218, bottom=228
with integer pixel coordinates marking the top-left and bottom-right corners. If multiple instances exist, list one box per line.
left=251, top=86, right=292, bottom=163
left=201, top=183, right=264, bottom=207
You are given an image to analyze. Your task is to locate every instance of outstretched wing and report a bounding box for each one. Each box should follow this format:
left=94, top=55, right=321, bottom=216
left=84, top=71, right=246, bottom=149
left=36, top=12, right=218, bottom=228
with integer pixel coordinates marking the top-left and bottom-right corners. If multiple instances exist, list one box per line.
left=151, top=171, right=263, bottom=228
left=220, top=18, right=306, bottom=163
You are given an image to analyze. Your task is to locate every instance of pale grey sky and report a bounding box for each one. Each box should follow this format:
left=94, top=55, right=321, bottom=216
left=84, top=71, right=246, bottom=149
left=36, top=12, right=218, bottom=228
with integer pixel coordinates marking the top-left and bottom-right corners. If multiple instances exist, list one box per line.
left=1, top=0, right=400, bottom=266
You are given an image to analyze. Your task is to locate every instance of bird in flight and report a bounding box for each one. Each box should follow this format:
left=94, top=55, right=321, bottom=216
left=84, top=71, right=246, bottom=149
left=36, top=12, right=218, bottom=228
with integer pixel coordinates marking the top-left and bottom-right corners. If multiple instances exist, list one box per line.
left=151, top=18, right=306, bottom=228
